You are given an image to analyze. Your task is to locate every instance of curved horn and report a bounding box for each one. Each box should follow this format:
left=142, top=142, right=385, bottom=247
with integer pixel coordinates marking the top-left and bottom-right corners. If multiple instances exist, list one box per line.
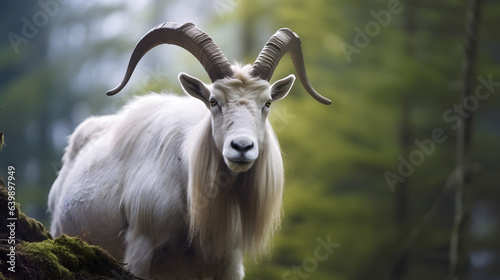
left=251, top=28, right=331, bottom=105
left=106, top=22, right=233, bottom=96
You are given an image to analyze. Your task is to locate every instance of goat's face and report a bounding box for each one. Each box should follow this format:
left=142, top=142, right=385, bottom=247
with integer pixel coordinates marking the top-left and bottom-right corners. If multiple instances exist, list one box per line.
left=106, top=24, right=331, bottom=171
left=179, top=69, right=295, bottom=173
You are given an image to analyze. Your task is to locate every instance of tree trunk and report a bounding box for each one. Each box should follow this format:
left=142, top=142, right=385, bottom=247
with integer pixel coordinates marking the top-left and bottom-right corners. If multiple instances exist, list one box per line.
left=390, top=1, right=418, bottom=279
left=449, top=0, right=481, bottom=279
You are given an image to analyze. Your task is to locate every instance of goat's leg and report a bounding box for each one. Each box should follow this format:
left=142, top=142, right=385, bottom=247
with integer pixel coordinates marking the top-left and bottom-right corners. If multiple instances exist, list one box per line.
left=213, top=248, right=245, bottom=280
left=124, top=234, right=154, bottom=278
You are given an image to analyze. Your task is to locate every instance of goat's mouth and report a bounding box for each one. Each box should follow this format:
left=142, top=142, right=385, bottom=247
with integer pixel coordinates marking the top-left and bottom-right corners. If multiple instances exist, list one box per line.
left=225, top=157, right=255, bottom=173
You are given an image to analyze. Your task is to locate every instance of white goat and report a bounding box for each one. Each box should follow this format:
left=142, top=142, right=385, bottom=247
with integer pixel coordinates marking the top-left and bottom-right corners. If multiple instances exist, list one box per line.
left=48, top=22, right=330, bottom=279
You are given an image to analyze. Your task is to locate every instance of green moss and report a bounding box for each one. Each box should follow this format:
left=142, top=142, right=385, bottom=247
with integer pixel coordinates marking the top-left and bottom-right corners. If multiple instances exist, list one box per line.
left=20, top=238, right=72, bottom=278
left=20, top=235, right=133, bottom=279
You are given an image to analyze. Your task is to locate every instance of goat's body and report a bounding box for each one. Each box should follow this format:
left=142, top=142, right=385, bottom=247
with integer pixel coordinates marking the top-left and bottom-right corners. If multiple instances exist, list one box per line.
left=48, top=89, right=283, bottom=278
left=49, top=94, right=240, bottom=278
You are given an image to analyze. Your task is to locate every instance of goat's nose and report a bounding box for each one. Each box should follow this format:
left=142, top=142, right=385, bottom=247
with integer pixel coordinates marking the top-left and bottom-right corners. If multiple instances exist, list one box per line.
left=231, top=137, right=254, bottom=153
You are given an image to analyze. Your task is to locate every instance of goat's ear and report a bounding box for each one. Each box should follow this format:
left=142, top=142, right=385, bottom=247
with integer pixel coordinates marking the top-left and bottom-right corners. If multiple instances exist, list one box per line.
left=178, top=73, right=211, bottom=105
left=270, top=74, right=295, bottom=101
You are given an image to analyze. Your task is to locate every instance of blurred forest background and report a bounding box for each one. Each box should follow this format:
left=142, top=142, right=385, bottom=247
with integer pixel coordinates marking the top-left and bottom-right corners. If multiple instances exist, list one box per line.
left=1, top=0, right=499, bottom=279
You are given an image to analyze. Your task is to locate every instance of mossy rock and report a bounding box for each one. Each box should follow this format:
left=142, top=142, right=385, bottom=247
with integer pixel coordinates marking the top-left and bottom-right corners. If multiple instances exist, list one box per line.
left=0, top=177, right=138, bottom=280
left=12, top=235, right=135, bottom=279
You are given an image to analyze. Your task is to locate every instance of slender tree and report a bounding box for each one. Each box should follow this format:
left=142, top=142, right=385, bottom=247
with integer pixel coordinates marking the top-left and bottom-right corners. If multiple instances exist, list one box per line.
left=390, top=1, right=419, bottom=279
left=449, top=0, right=482, bottom=279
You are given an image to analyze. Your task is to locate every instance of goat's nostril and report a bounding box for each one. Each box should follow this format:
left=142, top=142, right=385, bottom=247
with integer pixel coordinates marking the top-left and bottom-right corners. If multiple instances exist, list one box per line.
left=242, top=142, right=254, bottom=152
left=231, top=140, right=254, bottom=153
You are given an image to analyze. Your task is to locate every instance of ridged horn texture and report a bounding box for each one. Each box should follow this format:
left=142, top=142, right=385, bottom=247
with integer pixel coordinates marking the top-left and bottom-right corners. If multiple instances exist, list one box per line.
left=251, top=28, right=331, bottom=105
left=106, top=22, right=234, bottom=96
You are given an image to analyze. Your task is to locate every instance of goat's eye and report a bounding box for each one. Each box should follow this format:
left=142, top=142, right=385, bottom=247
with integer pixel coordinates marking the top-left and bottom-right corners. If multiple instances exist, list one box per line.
left=265, top=101, right=272, bottom=108
left=209, top=98, right=217, bottom=106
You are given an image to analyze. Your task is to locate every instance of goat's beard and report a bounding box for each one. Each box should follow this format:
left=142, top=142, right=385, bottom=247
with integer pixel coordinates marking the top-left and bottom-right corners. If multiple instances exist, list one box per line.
left=186, top=116, right=284, bottom=260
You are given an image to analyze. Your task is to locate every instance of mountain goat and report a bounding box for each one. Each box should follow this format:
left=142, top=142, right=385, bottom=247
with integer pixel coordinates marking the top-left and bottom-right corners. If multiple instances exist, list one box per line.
left=48, top=22, right=330, bottom=279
